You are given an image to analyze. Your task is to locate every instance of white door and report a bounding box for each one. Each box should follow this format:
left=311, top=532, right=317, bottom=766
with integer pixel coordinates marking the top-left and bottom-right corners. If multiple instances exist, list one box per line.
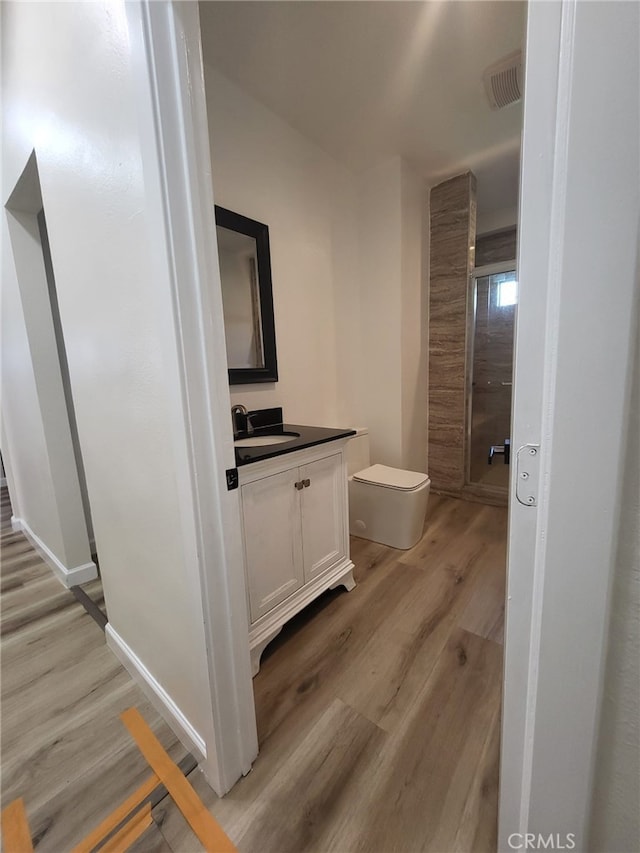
left=241, top=469, right=304, bottom=623
left=300, top=453, right=345, bottom=582
left=500, top=1, right=639, bottom=849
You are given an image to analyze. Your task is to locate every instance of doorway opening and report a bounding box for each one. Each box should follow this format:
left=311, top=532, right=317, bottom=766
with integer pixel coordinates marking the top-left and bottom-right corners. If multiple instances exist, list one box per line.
left=197, top=0, right=524, bottom=843
left=35, top=208, right=106, bottom=623
left=5, top=152, right=102, bottom=607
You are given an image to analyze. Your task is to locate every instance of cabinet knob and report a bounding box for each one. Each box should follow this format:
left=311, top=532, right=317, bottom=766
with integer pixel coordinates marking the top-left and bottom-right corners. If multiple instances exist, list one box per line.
left=294, top=481, right=304, bottom=490
left=303, top=479, right=311, bottom=488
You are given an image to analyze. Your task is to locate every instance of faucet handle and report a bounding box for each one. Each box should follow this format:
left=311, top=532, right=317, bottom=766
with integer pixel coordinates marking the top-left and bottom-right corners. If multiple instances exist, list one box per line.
left=231, top=404, right=254, bottom=437
left=231, top=404, right=247, bottom=437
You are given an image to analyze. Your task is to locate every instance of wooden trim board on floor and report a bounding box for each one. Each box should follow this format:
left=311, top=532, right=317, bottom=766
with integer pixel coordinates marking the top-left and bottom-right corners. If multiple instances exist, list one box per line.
left=2, top=708, right=235, bottom=853
left=99, top=803, right=152, bottom=853
left=70, top=773, right=161, bottom=853
left=1, top=798, right=34, bottom=853
left=122, top=707, right=236, bottom=853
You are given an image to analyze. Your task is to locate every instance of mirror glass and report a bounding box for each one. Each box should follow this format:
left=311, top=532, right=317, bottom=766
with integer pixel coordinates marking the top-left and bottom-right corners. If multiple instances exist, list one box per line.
left=215, top=206, right=278, bottom=384
left=217, top=226, right=264, bottom=368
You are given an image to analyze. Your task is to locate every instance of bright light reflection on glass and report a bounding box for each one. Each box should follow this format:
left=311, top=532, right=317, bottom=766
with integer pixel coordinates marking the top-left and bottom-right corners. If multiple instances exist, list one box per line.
left=498, top=279, right=518, bottom=307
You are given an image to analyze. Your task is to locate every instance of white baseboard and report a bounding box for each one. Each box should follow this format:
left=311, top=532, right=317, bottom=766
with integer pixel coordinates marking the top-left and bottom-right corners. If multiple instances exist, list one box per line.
left=11, top=516, right=97, bottom=588
left=106, top=623, right=206, bottom=762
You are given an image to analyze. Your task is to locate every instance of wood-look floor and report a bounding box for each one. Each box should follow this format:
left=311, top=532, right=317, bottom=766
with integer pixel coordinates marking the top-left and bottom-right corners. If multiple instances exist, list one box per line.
left=155, top=494, right=507, bottom=852
left=1, top=489, right=507, bottom=852
left=0, top=488, right=188, bottom=852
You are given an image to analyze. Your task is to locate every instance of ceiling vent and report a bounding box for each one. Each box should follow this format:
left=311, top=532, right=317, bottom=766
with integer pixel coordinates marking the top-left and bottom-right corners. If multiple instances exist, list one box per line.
left=483, top=50, right=523, bottom=110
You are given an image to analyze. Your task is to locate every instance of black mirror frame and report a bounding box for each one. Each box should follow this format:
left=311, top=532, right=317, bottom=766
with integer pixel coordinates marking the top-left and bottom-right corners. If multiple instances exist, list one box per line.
left=214, top=205, right=279, bottom=385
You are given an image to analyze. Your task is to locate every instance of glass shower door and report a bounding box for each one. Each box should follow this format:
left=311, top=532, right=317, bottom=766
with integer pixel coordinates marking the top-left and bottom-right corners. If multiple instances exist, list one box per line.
left=468, top=268, right=517, bottom=491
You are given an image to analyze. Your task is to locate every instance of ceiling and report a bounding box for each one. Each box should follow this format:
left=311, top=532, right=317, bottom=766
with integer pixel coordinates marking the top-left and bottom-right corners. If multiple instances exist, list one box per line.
left=199, top=1, right=526, bottom=220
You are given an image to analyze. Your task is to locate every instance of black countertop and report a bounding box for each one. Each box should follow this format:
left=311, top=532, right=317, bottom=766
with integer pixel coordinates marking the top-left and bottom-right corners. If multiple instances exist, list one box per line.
left=234, top=423, right=356, bottom=467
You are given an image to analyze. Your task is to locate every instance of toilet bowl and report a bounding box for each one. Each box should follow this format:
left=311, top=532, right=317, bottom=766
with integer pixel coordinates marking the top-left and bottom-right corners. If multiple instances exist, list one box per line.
left=347, top=429, right=430, bottom=550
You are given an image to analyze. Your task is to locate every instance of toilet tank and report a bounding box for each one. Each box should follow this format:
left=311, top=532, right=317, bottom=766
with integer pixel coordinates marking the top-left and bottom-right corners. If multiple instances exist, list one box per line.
left=346, top=428, right=370, bottom=476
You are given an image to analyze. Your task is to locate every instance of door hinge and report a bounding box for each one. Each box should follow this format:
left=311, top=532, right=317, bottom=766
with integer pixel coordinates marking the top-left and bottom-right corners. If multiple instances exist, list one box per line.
left=515, top=444, right=540, bottom=506
left=226, top=468, right=239, bottom=491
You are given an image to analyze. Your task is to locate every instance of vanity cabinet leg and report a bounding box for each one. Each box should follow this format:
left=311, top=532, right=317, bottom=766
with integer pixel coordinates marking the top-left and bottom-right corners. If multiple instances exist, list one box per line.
left=250, top=625, right=283, bottom=676
left=330, top=566, right=356, bottom=593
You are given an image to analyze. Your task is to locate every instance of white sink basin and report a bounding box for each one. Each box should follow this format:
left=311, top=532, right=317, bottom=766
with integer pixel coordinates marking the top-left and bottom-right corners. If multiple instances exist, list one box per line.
left=235, top=433, right=299, bottom=448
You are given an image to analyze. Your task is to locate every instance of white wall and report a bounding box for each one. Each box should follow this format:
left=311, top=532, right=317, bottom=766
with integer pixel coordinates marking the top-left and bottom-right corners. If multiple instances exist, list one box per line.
left=357, top=158, right=403, bottom=466
left=358, top=156, right=427, bottom=471
left=476, top=205, right=518, bottom=238
left=204, top=68, right=428, bottom=471
left=401, top=161, right=429, bottom=474
left=2, top=226, right=65, bottom=552
left=204, top=66, right=361, bottom=429
left=2, top=0, right=215, bottom=758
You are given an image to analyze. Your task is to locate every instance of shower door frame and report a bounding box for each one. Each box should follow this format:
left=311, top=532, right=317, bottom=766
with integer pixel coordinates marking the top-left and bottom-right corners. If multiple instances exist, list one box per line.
left=464, top=259, right=517, bottom=506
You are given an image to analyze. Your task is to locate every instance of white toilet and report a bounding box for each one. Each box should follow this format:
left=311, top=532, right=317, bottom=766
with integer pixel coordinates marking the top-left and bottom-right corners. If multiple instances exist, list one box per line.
left=347, top=428, right=431, bottom=550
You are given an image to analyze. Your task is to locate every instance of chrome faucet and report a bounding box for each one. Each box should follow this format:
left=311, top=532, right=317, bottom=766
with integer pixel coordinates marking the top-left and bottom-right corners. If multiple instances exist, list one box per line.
left=231, top=404, right=253, bottom=437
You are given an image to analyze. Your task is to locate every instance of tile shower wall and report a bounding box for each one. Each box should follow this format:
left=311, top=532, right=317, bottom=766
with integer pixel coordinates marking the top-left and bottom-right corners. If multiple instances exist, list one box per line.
left=476, top=227, right=517, bottom=267
left=428, top=172, right=476, bottom=494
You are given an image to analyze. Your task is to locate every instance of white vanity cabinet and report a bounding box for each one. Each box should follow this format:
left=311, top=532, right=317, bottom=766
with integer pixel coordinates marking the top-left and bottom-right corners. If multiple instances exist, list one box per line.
left=237, top=440, right=356, bottom=675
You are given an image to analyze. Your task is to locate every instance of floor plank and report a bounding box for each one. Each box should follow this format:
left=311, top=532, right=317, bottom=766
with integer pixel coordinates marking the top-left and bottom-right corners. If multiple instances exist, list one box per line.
left=254, top=548, right=407, bottom=743
left=452, top=703, right=501, bottom=853
left=238, top=699, right=386, bottom=853
left=345, top=629, right=503, bottom=853
left=121, top=818, right=175, bottom=853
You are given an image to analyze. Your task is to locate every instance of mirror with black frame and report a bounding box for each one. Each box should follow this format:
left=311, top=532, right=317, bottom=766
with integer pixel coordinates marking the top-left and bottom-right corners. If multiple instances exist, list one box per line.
left=215, top=206, right=278, bottom=385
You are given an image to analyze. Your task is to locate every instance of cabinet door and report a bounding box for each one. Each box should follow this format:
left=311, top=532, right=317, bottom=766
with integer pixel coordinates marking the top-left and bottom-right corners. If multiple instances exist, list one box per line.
left=300, top=453, right=346, bottom=582
left=241, top=468, right=304, bottom=623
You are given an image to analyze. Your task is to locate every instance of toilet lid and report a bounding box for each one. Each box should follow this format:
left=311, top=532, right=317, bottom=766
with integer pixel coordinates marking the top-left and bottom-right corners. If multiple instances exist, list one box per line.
left=353, top=464, right=430, bottom=491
